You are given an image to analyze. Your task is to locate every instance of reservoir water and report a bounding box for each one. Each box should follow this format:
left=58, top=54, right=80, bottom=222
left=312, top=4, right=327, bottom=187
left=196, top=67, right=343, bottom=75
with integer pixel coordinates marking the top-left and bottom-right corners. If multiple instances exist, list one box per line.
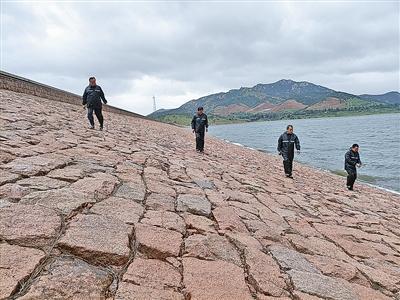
left=208, top=113, right=400, bottom=192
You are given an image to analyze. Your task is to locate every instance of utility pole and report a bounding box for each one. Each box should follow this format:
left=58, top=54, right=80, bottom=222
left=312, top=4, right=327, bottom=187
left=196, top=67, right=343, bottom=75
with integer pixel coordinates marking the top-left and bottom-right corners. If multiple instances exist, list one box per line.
left=153, top=96, right=157, bottom=112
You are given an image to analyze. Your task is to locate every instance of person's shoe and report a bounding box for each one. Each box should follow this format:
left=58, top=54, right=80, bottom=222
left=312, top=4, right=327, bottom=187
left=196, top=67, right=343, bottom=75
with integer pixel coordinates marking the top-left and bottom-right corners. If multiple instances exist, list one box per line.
left=99, top=126, right=103, bottom=131
left=347, top=186, right=353, bottom=191
left=285, top=174, right=293, bottom=179
left=89, top=125, right=95, bottom=130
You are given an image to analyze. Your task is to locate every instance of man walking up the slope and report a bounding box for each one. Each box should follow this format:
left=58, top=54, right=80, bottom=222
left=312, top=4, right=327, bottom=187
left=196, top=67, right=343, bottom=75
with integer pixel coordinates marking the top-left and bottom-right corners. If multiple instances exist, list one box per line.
left=191, top=106, right=209, bottom=153
left=82, top=76, right=108, bottom=130
left=277, top=125, right=301, bottom=178
left=345, top=144, right=362, bottom=191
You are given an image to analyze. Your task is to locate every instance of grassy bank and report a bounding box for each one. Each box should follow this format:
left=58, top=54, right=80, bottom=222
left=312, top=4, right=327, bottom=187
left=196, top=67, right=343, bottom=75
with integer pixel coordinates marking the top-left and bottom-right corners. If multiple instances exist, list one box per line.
left=150, top=107, right=399, bottom=126
left=331, top=169, right=382, bottom=185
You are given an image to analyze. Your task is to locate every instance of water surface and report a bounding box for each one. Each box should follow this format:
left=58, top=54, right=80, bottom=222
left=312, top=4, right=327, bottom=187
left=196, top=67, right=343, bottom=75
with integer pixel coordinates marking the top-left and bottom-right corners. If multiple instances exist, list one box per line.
left=209, top=113, right=400, bottom=192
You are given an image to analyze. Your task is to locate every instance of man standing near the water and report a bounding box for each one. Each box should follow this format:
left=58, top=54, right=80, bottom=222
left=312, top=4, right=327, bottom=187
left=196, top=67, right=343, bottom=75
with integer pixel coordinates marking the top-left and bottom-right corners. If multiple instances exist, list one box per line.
left=82, top=76, right=108, bottom=130
left=277, top=125, right=301, bottom=178
left=345, top=144, right=362, bottom=190
left=191, top=106, right=208, bottom=153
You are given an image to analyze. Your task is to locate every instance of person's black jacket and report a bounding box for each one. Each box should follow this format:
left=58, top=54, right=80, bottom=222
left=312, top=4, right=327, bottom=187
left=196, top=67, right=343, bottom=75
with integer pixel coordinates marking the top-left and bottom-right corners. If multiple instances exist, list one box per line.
left=345, top=149, right=361, bottom=173
left=82, top=85, right=107, bottom=108
left=191, top=113, right=208, bottom=132
left=277, top=132, right=300, bottom=159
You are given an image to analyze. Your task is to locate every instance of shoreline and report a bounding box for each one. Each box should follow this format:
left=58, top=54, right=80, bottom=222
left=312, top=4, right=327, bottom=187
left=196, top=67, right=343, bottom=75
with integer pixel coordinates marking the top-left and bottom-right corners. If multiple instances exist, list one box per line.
left=151, top=111, right=400, bottom=126
left=219, top=138, right=400, bottom=195
left=209, top=111, right=400, bottom=127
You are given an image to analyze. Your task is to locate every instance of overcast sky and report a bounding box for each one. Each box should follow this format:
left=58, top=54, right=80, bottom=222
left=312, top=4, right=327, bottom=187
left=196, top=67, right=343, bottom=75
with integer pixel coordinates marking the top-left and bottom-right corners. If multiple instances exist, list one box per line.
left=1, top=1, right=399, bottom=115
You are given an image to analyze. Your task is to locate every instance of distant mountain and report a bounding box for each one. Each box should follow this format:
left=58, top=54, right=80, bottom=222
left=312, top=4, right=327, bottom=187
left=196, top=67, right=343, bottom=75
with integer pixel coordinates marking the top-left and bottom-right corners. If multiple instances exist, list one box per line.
left=149, top=80, right=399, bottom=124
left=358, top=91, right=400, bottom=105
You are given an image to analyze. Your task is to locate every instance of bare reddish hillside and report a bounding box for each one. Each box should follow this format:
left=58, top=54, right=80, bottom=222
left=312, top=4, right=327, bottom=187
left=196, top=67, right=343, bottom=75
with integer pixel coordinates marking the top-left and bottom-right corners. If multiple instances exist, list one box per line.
left=306, top=97, right=346, bottom=110
left=270, top=99, right=307, bottom=112
left=247, top=102, right=275, bottom=113
left=213, top=103, right=250, bottom=115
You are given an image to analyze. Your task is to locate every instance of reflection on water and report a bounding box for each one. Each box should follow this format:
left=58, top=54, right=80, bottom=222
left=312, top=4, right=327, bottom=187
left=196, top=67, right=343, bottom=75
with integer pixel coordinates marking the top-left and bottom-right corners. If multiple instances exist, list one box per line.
left=209, top=113, right=400, bottom=192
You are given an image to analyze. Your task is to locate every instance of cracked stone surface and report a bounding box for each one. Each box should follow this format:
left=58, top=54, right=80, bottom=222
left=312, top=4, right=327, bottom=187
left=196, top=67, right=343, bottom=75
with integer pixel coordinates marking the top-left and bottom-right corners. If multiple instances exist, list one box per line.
left=90, top=196, right=144, bottom=225
left=176, top=194, right=212, bottom=216
left=184, top=233, right=242, bottom=266
left=114, top=182, right=146, bottom=202
left=58, top=214, right=132, bottom=266
left=121, top=257, right=181, bottom=290
left=18, top=256, right=113, bottom=300
left=70, top=172, right=119, bottom=200
left=0, top=203, right=61, bottom=248
left=183, top=213, right=217, bottom=234
left=245, top=247, right=289, bottom=297
left=269, top=244, right=321, bottom=274
left=0, top=243, right=45, bottom=299
left=145, top=192, right=176, bottom=211
left=141, top=210, right=186, bottom=234
left=115, top=282, right=184, bottom=300
left=183, top=257, right=253, bottom=300
left=1, top=89, right=399, bottom=299
left=288, top=270, right=357, bottom=300
left=135, top=223, right=183, bottom=259
left=20, top=188, right=91, bottom=215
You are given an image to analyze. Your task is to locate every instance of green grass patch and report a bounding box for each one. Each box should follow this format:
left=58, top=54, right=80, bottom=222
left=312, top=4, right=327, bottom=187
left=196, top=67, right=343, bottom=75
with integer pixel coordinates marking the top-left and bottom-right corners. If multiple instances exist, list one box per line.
left=331, top=169, right=379, bottom=184
left=331, top=170, right=347, bottom=177
left=150, top=106, right=399, bottom=126
left=150, top=114, right=249, bottom=126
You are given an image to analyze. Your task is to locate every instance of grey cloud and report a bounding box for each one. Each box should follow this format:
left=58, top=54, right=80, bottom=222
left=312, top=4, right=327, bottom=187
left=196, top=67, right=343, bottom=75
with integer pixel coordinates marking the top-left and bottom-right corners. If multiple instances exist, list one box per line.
left=1, top=1, right=399, bottom=115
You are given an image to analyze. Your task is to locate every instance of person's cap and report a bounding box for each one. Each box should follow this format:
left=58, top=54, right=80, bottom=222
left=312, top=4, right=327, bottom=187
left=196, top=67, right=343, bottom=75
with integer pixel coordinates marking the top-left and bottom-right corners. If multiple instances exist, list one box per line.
left=352, top=143, right=359, bottom=148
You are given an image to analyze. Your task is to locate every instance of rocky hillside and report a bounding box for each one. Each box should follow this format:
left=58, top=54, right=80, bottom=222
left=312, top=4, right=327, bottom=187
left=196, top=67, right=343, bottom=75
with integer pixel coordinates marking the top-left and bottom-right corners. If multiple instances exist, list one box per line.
left=359, top=91, right=400, bottom=105
left=149, top=80, right=399, bottom=124
left=1, top=88, right=400, bottom=299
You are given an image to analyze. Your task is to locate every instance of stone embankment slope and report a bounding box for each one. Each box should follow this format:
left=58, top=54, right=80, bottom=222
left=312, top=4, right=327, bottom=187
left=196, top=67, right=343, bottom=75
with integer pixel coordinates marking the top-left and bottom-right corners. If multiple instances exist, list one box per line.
left=0, top=89, right=399, bottom=300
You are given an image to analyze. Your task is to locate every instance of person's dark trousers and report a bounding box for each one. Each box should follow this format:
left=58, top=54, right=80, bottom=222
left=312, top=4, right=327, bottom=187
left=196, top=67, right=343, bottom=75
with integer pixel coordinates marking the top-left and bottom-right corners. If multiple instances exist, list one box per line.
left=346, top=170, right=357, bottom=189
left=87, top=106, right=104, bottom=128
left=282, top=151, right=294, bottom=175
left=195, top=130, right=205, bottom=151
left=283, top=158, right=293, bottom=175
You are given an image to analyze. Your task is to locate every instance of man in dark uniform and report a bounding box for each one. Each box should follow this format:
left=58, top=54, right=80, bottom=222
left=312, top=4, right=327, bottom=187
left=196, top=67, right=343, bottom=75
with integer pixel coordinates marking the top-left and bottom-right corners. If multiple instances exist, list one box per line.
left=82, top=77, right=107, bottom=130
left=277, top=125, right=301, bottom=178
left=191, top=106, right=209, bottom=153
left=344, top=144, right=362, bottom=190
